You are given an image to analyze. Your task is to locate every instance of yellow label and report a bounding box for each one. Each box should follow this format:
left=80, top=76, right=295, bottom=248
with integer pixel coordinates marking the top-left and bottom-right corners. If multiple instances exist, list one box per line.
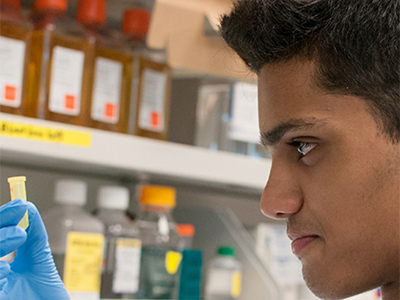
left=0, top=120, right=91, bottom=147
left=116, top=238, right=142, bottom=248
left=231, top=271, right=242, bottom=298
left=63, top=232, right=104, bottom=292
left=165, top=251, right=182, bottom=275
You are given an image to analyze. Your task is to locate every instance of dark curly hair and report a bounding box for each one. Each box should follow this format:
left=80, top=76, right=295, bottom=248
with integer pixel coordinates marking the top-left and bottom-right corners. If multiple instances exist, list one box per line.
left=220, top=0, right=400, bottom=143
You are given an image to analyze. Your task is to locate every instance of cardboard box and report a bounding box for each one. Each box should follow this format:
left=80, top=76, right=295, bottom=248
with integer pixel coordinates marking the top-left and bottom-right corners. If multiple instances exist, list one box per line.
left=147, top=0, right=253, bottom=79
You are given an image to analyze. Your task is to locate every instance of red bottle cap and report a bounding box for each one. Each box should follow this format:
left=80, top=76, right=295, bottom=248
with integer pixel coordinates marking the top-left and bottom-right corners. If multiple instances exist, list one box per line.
left=122, top=9, right=149, bottom=39
left=76, top=0, right=106, bottom=26
left=33, top=0, right=67, bottom=12
left=3, top=0, right=21, bottom=10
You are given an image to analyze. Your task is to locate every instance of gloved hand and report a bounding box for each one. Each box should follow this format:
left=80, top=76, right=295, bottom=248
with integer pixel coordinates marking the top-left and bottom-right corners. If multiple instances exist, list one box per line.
left=0, top=199, right=70, bottom=300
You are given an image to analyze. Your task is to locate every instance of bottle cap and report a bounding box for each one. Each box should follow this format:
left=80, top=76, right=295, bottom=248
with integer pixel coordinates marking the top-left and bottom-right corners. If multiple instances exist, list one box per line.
left=122, top=9, right=149, bottom=39
left=77, top=0, right=106, bottom=26
left=139, top=185, right=176, bottom=207
left=97, top=186, right=129, bottom=210
left=177, top=224, right=195, bottom=237
left=3, top=0, right=21, bottom=10
left=218, top=246, right=235, bottom=256
left=55, top=179, right=87, bottom=206
left=33, top=0, right=67, bottom=12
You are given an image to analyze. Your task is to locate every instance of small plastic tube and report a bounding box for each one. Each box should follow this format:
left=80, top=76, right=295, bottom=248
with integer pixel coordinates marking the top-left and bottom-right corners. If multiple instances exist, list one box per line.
left=8, top=176, right=29, bottom=229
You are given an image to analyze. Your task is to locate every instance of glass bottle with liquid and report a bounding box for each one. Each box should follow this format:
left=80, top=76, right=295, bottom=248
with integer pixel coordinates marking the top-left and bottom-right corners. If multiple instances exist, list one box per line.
left=122, top=9, right=172, bottom=140
left=205, top=246, right=242, bottom=300
left=136, top=185, right=181, bottom=299
left=30, top=0, right=92, bottom=126
left=96, top=186, right=142, bottom=299
left=76, top=0, right=133, bottom=133
left=42, top=179, right=105, bottom=300
left=0, top=0, right=36, bottom=117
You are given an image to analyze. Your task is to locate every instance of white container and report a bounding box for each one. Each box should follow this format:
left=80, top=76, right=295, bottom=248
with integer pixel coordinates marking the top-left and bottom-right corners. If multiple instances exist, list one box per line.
left=96, top=185, right=142, bottom=299
left=205, top=246, right=242, bottom=300
left=42, top=179, right=104, bottom=300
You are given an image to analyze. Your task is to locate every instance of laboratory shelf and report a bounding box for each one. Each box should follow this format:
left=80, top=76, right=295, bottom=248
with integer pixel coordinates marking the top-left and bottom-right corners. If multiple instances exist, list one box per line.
left=0, top=113, right=271, bottom=191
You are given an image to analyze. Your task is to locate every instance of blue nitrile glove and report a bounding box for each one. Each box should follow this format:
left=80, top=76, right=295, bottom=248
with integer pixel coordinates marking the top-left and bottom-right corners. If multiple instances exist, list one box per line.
left=0, top=199, right=70, bottom=300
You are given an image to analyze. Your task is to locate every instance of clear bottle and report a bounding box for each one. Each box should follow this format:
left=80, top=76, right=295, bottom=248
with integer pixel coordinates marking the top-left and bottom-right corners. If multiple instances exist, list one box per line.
left=96, top=185, right=142, bottom=299
left=42, top=179, right=104, bottom=300
left=0, top=0, right=36, bottom=117
left=30, top=0, right=92, bottom=126
left=205, top=246, right=242, bottom=300
left=76, top=0, right=133, bottom=133
left=228, top=82, right=270, bottom=159
left=195, top=83, right=270, bottom=159
left=122, top=9, right=172, bottom=140
left=136, top=185, right=181, bottom=299
left=177, top=223, right=195, bottom=250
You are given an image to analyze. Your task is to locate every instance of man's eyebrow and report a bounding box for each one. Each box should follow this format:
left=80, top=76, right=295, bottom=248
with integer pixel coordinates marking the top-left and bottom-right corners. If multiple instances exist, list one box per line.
left=260, top=118, right=327, bottom=147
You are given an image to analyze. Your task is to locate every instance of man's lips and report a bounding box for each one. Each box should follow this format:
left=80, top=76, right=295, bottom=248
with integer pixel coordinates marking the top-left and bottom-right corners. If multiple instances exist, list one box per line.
left=288, top=233, right=320, bottom=255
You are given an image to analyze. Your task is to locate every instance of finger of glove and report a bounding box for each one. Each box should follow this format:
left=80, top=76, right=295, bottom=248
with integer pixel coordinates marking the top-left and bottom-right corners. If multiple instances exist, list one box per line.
left=0, top=261, right=11, bottom=280
left=12, top=202, right=53, bottom=271
left=0, top=199, right=27, bottom=228
left=0, top=226, right=27, bottom=257
left=10, top=202, right=70, bottom=299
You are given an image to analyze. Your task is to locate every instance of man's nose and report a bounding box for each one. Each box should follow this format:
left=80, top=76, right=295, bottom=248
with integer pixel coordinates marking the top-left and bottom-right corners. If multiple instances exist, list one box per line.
left=260, top=161, right=303, bottom=220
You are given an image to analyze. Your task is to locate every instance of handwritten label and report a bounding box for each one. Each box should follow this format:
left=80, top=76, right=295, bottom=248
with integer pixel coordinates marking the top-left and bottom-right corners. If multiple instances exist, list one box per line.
left=0, top=121, right=91, bottom=147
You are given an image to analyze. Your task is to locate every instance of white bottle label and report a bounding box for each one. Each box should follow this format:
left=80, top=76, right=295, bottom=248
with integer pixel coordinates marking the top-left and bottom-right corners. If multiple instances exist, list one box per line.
left=229, top=82, right=260, bottom=144
left=49, top=46, right=84, bottom=116
left=112, top=238, right=142, bottom=294
left=0, top=36, right=26, bottom=108
left=91, top=57, right=123, bottom=124
left=206, top=269, right=238, bottom=296
left=138, top=68, right=167, bottom=132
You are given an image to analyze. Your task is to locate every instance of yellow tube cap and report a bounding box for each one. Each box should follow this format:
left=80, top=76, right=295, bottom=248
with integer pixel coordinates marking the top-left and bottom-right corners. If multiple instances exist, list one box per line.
left=8, top=176, right=27, bottom=201
left=7, top=176, right=29, bottom=230
left=139, top=185, right=176, bottom=207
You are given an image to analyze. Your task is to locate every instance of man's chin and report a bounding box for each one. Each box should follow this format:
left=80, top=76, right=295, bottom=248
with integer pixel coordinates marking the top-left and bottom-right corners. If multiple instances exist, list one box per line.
left=302, top=265, right=361, bottom=300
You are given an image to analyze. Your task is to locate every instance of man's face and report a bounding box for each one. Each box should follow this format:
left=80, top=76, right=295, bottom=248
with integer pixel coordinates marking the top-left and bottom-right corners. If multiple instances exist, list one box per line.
left=258, top=60, right=400, bottom=299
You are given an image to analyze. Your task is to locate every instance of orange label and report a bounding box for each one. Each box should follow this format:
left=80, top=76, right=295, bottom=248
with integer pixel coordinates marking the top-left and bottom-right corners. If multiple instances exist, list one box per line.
left=65, top=94, right=76, bottom=110
left=5, top=85, right=16, bottom=101
left=151, top=112, right=160, bottom=127
left=105, top=103, right=115, bottom=118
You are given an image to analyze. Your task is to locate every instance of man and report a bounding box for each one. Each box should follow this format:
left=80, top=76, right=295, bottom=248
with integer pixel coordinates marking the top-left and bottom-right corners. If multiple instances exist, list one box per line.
left=0, top=0, right=398, bottom=299
left=220, top=0, right=399, bottom=299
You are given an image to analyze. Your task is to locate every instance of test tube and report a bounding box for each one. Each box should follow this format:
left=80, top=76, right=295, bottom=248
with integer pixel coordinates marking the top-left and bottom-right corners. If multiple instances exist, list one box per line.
left=8, top=176, right=29, bottom=230
left=0, top=176, right=29, bottom=263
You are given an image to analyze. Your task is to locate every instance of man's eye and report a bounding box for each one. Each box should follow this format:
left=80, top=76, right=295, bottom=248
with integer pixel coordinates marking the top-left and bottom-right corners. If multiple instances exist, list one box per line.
left=290, top=141, right=317, bottom=157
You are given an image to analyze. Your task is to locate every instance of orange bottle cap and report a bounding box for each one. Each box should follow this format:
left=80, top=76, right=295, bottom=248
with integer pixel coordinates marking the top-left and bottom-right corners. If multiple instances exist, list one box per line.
left=77, top=0, right=106, bottom=25
left=177, top=224, right=195, bottom=237
left=122, top=9, right=149, bottom=38
left=33, top=0, right=67, bottom=12
left=139, top=185, right=176, bottom=208
left=3, top=0, right=21, bottom=10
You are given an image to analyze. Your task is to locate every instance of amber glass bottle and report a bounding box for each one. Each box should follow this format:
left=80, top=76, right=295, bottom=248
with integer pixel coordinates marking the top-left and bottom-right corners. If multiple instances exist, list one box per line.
left=77, top=0, right=133, bottom=133
left=30, top=0, right=91, bottom=126
left=0, top=0, right=35, bottom=117
left=122, top=9, right=172, bottom=141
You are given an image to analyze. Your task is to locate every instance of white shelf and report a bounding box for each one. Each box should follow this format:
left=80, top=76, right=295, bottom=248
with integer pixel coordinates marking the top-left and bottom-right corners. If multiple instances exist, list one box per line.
left=0, top=113, right=271, bottom=191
